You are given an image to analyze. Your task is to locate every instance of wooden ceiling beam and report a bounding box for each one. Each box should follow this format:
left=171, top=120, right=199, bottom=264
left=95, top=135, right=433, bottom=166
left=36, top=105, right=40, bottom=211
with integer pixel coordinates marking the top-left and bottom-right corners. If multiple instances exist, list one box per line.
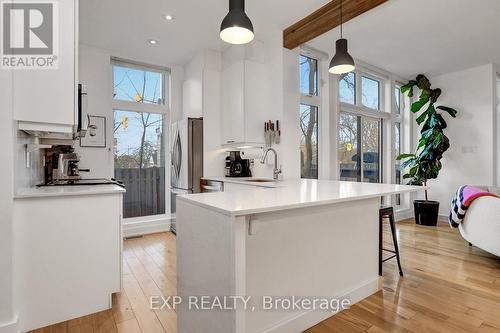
left=283, top=0, right=388, bottom=50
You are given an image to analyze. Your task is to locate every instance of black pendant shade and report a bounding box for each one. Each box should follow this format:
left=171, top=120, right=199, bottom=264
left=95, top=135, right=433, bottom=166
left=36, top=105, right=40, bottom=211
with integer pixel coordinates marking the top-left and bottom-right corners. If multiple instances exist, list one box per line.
left=220, top=0, right=254, bottom=45
left=329, top=0, right=355, bottom=74
left=329, top=38, right=355, bottom=74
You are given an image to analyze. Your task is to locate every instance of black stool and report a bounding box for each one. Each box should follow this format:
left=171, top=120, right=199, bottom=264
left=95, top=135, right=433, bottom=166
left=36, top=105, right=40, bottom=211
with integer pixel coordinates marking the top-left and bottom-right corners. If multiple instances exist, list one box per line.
left=379, top=206, right=403, bottom=276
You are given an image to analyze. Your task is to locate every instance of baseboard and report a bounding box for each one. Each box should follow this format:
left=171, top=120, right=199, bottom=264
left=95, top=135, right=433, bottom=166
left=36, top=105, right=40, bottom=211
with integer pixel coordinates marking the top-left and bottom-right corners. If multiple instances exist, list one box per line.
left=0, top=316, right=18, bottom=333
left=258, top=277, right=381, bottom=333
left=123, top=217, right=172, bottom=237
left=395, top=209, right=413, bottom=221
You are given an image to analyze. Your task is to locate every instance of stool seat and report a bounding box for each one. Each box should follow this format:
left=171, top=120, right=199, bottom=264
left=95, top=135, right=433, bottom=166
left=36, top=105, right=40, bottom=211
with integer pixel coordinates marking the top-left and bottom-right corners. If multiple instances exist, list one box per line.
left=379, top=206, right=404, bottom=277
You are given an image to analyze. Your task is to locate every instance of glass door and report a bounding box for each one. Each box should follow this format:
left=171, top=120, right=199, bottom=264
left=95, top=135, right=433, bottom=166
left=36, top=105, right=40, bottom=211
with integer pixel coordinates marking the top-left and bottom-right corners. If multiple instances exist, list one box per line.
left=114, top=110, right=166, bottom=218
left=339, top=112, right=382, bottom=183
left=362, top=117, right=381, bottom=183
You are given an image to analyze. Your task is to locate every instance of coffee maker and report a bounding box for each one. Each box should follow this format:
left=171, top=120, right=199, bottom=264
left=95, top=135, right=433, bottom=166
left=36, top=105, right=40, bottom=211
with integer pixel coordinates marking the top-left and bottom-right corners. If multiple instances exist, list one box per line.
left=43, top=146, right=90, bottom=184
left=225, top=151, right=252, bottom=177
left=53, top=152, right=82, bottom=181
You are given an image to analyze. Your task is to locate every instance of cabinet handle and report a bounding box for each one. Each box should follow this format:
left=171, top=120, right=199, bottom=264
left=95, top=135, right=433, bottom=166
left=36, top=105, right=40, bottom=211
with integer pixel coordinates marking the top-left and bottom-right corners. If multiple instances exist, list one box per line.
left=227, top=140, right=235, bottom=143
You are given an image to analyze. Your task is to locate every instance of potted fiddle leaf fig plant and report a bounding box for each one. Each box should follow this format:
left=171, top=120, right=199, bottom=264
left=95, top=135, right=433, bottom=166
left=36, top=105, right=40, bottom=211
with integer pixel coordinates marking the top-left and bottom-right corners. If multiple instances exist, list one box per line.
left=397, top=74, right=457, bottom=226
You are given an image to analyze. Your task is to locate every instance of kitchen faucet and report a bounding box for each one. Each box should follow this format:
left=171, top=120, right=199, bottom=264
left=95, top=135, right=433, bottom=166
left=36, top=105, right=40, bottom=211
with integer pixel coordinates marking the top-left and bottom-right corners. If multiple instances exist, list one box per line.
left=260, top=148, right=282, bottom=180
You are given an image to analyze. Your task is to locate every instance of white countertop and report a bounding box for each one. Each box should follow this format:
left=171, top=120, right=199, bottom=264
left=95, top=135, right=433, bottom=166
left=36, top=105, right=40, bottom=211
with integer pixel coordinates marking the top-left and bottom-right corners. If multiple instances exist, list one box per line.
left=15, top=184, right=126, bottom=199
left=179, top=179, right=424, bottom=216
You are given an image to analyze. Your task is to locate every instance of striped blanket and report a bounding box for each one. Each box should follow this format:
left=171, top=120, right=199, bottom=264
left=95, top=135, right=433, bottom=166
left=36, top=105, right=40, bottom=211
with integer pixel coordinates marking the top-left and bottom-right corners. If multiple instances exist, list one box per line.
left=449, top=185, right=498, bottom=228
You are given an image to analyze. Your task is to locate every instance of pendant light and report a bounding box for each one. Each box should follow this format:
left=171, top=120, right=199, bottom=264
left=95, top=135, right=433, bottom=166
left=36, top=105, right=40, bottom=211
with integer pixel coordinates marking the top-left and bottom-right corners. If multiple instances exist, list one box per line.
left=329, top=0, right=355, bottom=74
left=220, top=0, right=254, bottom=45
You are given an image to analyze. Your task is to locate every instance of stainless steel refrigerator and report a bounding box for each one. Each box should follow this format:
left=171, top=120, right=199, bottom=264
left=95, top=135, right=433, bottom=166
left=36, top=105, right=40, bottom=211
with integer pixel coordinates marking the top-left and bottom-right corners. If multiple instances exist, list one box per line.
left=170, top=118, right=203, bottom=233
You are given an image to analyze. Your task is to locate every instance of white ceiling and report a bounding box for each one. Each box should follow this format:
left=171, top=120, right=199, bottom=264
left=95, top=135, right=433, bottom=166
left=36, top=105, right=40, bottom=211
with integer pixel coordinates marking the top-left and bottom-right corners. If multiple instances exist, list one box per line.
left=79, top=0, right=329, bottom=66
left=309, top=0, right=500, bottom=78
left=80, top=0, right=500, bottom=77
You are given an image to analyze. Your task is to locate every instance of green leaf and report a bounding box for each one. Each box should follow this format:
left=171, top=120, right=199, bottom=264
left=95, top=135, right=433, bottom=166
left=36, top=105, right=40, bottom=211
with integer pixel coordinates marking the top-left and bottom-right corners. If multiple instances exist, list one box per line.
left=400, top=158, right=416, bottom=169
left=417, top=138, right=427, bottom=150
left=430, top=88, right=442, bottom=103
left=401, top=81, right=416, bottom=97
left=409, top=165, right=418, bottom=176
left=416, top=109, right=429, bottom=125
left=411, top=99, right=428, bottom=113
left=432, top=132, right=443, bottom=148
left=416, top=75, right=431, bottom=90
left=437, top=105, right=458, bottom=117
left=396, top=153, right=415, bottom=160
left=421, top=128, right=433, bottom=139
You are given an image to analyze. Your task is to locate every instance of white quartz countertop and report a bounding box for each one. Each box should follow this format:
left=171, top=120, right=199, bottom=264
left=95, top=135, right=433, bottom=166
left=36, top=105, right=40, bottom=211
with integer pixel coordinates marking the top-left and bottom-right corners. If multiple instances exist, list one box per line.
left=179, top=179, right=424, bottom=216
left=15, top=184, right=126, bottom=199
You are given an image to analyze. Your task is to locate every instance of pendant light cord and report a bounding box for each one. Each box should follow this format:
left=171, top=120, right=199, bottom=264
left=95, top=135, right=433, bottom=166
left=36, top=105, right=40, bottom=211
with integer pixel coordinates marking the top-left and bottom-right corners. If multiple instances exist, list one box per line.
left=340, top=0, right=343, bottom=38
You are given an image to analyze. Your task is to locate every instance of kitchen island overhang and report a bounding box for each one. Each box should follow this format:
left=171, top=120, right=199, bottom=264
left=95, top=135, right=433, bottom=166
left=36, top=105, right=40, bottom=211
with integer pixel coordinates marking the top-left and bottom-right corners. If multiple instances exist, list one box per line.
left=176, top=180, right=423, bottom=333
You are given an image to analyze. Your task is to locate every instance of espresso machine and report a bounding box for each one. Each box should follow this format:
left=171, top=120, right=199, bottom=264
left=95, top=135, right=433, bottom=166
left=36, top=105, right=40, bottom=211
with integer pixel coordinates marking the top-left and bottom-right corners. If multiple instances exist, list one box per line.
left=52, top=152, right=83, bottom=182
left=38, top=146, right=124, bottom=187
left=225, top=151, right=252, bottom=177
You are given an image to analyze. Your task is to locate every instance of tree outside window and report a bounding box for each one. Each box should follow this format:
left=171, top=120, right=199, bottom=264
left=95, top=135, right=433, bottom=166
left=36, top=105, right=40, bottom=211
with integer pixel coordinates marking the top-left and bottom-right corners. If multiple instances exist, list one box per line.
left=299, top=55, right=319, bottom=179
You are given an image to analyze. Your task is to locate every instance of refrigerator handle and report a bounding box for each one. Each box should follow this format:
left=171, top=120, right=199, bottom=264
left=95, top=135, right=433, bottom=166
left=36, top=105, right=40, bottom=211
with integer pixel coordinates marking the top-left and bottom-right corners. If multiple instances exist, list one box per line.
left=172, top=130, right=182, bottom=180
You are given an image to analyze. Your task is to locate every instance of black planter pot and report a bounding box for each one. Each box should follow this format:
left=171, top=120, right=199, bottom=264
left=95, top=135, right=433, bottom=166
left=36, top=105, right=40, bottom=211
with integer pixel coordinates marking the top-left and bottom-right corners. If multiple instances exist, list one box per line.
left=414, top=200, right=440, bottom=226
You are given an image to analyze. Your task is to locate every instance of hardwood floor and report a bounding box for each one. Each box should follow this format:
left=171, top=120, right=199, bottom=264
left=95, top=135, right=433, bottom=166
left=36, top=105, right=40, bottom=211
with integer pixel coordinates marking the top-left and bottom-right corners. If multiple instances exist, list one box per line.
left=31, top=220, right=500, bottom=333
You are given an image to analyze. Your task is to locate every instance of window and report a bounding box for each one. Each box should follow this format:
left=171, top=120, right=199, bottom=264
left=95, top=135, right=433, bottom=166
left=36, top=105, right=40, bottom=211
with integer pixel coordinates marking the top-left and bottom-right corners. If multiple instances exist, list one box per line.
left=394, top=122, right=402, bottom=205
left=362, top=117, right=381, bottom=183
left=300, top=52, right=320, bottom=179
left=339, top=72, right=356, bottom=104
left=338, top=68, right=385, bottom=183
left=300, top=104, right=318, bottom=179
left=361, top=76, right=380, bottom=110
left=114, top=111, right=166, bottom=218
left=338, top=113, right=359, bottom=181
left=300, top=55, right=318, bottom=96
left=338, top=113, right=381, bottom=183
left=112, top=59, right=169, bottom=219
left=395, top=87, right=401, bottom=114
left=113, top=64, right=166, bottom=105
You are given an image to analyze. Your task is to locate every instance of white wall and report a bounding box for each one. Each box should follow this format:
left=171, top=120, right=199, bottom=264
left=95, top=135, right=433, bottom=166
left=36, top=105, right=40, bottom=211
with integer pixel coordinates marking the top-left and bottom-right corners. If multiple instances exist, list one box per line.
left=496, top=71, right=500, bottom=184
left=76, top=44, right=114, bottom=178
left=427, top=64, right=497, bottom=215
left=280, top=47, right=301, bottom=179
left=0, top=68, right=16, bottom=331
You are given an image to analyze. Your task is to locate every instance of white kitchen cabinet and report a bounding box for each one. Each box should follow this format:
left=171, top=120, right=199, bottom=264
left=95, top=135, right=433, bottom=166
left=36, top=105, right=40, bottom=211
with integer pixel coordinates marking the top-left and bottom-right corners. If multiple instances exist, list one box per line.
left=221, top=59, right=266, bottom=146
left=13, top=0, right=78, bottom=133
left=13, top=187, right=123, bottom=332
left=221, top=60, right=244, bottom=144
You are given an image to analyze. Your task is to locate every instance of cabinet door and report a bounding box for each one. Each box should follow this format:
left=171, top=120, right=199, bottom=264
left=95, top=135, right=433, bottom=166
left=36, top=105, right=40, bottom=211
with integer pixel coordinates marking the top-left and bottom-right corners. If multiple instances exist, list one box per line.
left=13, top=0, right=76, bottom=127
left=221, top=60, right=244, bottom=145
left=244, top=60, right=266, bottom=144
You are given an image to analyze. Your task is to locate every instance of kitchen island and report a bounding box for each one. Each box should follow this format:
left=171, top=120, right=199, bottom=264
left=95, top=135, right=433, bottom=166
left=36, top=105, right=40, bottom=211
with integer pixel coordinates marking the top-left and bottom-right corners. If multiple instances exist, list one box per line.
left=176, top=180, right=422, bottom=333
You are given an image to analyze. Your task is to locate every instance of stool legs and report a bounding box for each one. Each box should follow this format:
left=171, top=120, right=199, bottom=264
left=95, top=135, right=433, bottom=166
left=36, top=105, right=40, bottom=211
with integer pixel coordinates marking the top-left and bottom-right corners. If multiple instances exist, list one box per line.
left=379, top=212, right=383, bottom=276
left=388, top=213, right=404, bottom=277
left=379, top=207, right=404, bottom=277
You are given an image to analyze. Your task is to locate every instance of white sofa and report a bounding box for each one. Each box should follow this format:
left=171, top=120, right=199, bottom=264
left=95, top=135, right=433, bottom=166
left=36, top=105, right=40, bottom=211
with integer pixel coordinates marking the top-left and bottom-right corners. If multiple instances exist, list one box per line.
left=459, top=186, right=500, bottom=257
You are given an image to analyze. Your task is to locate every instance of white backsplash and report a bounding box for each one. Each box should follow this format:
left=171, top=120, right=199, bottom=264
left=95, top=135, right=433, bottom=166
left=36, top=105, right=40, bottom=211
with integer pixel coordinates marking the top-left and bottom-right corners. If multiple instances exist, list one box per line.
left=239, top=148, right=278, bottom=179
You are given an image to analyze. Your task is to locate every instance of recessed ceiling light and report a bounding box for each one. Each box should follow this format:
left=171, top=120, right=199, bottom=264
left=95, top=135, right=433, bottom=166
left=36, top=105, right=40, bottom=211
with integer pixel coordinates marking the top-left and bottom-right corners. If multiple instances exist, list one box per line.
left=148, top=39, right=159, bottom=45
left=164, top=14, right=174, bottom=21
